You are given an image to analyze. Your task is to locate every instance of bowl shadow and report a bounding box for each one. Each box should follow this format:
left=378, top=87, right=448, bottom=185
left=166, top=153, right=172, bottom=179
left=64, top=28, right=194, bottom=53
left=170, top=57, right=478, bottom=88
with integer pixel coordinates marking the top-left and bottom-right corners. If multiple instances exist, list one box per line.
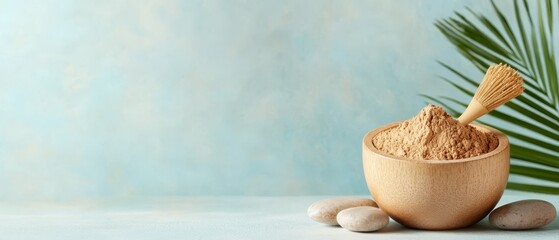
left=375, top=218, right=559, bottom=234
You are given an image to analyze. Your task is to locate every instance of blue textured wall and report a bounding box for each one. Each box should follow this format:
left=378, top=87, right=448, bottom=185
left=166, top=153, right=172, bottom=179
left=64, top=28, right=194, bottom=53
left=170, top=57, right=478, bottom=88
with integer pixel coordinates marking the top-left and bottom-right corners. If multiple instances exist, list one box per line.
left=0, top=0, right=511, bottom=200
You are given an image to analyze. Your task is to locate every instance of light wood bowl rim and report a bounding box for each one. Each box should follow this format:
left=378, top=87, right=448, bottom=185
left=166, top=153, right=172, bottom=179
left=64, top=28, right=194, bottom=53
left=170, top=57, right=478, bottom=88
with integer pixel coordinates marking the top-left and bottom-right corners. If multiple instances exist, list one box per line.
left=363, top=122, right=509, bottom=164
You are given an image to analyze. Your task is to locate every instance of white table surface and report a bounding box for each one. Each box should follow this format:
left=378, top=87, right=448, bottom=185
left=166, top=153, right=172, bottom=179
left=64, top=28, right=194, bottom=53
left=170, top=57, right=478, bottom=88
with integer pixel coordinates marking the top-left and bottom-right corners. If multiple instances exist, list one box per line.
left=0, top=191, right=557, bottom=240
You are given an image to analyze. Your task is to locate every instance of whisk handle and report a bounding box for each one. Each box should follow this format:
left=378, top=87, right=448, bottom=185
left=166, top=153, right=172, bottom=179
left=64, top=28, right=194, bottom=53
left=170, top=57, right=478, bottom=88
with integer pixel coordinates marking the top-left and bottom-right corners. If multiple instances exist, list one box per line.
left=457, top=98, right=489, bottom=125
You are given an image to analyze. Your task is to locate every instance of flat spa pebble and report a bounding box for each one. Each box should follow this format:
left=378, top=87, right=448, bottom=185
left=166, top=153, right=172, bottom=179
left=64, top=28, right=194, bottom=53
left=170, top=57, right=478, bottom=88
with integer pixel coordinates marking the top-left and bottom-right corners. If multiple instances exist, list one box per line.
left=307, top=197, right=378, bottom=225
left=489, top=199, right=556, bottom=230
left=337, top=206, right=389, bottom=232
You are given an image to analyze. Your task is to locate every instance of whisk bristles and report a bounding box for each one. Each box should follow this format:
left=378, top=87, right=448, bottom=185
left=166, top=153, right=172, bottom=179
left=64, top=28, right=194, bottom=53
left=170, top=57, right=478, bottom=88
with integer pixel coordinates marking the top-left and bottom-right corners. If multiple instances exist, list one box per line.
left=473, top=63, right=524, bottom=111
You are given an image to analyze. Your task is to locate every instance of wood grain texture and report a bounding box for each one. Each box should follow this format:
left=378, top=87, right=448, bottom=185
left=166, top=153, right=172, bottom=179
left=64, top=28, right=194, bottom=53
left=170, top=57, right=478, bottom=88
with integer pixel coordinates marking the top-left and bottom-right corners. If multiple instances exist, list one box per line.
left=363, top=122, right=510, bottom=230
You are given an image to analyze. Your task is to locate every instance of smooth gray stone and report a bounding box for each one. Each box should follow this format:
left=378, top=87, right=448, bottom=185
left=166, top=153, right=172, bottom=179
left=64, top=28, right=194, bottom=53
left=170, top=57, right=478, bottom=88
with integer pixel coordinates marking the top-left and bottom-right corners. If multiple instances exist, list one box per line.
left=307, top=197, right=378, bottom=225
left=489, top=199, right=556, bottom=230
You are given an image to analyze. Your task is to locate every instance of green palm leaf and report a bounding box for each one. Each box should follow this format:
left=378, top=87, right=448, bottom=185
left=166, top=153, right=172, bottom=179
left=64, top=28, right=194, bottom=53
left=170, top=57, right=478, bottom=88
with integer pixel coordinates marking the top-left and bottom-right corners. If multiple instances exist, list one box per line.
left=428, top=0, right=559, bottom=194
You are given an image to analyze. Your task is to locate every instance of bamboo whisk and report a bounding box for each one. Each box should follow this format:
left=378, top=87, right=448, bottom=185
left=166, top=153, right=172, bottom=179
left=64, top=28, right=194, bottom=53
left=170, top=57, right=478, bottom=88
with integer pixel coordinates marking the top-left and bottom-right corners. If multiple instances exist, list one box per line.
left=457, top=63, right=524, bottom=125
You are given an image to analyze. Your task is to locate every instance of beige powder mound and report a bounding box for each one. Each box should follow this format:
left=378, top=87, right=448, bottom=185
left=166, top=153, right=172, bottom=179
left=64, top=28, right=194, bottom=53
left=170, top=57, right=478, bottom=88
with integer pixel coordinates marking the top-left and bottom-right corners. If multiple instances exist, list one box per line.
left=372, top=104, right=499, bottom=160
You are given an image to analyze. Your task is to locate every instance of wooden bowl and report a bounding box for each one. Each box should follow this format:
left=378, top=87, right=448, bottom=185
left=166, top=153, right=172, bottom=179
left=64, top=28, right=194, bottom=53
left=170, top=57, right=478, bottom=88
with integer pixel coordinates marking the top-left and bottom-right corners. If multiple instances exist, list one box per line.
left=362, top=122, right=509, bottom=230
